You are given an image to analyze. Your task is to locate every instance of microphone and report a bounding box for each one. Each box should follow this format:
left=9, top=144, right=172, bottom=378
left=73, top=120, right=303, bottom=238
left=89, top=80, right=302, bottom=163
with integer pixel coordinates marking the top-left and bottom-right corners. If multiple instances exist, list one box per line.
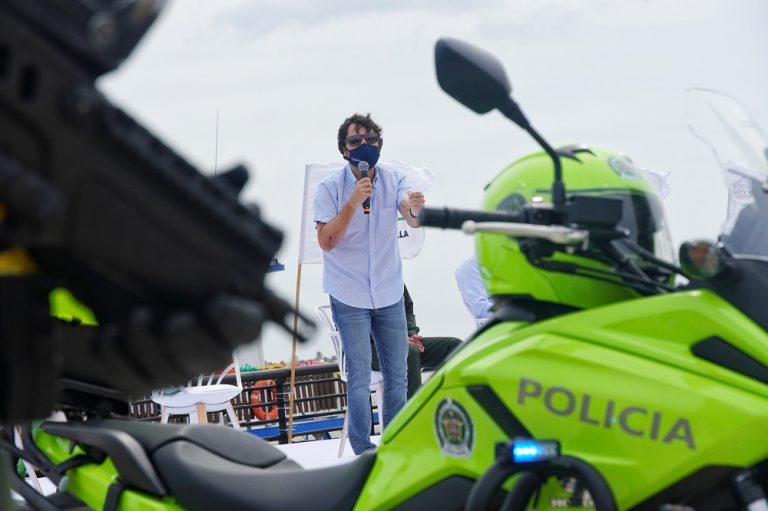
left=359, top=161, right=371, bottom=214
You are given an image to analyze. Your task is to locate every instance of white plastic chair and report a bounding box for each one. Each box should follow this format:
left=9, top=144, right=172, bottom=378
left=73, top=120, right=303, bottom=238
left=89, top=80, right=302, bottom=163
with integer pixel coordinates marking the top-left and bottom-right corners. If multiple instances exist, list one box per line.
left=151, top=353, right=243, bottom=430
left=315, top=305, right=384, bottom=457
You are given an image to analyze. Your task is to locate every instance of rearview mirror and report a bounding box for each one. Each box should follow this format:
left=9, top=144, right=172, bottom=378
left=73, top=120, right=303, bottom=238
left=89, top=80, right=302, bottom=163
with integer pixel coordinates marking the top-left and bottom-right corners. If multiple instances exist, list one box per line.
left=434, top=37, right=565, bottom=209
left=679, top=240, right=730, bottom=280
left=434, top=38, right=512, bottom=115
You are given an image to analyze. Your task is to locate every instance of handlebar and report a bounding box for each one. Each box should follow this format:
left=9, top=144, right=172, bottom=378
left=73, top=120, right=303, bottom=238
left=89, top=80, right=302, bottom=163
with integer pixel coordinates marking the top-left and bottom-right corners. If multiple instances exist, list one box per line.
left=418, top=207, right=524, bottom=230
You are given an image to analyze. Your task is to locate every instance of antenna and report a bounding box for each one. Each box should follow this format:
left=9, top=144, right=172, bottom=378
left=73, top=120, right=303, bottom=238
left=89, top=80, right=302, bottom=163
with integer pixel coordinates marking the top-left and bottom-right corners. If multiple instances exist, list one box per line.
left=214, top=107, right=220, bottom=175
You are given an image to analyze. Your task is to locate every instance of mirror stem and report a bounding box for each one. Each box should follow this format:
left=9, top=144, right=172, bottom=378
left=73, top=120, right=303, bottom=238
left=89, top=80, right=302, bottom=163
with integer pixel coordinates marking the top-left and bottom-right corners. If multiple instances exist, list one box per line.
left=529, top=128, right=566, bottom=211
left=499, top=98, right=565, bottom=211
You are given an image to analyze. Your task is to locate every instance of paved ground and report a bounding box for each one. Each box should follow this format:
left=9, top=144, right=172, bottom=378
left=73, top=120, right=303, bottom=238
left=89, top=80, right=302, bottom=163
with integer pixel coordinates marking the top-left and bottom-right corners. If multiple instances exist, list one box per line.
left=275, top=435, right=381, bottom=469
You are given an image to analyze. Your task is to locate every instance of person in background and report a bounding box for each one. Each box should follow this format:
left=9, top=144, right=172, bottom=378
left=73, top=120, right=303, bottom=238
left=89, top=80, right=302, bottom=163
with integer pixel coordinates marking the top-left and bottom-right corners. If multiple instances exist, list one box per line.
left=372, top=286, right=462, bottom=399
left=455, top=254, right=494, bottom=328
left=314, top=113, right=426, bottom=454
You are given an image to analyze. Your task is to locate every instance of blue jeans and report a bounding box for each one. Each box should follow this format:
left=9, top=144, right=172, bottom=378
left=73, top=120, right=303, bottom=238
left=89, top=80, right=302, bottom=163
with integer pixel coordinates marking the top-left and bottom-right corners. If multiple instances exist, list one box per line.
left=330, top=296, right=408, bottom=454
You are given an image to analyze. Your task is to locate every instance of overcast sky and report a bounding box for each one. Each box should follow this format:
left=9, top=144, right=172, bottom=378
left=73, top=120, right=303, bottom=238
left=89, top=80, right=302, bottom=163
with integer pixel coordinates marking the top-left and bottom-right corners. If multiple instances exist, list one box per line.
left=99, top=0, right=768, bottom=364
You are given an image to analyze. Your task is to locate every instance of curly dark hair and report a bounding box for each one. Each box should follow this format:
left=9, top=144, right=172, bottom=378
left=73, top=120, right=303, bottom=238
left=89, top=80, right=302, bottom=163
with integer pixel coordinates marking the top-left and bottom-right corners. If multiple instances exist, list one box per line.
left=337, top=113, right=383, bottom=156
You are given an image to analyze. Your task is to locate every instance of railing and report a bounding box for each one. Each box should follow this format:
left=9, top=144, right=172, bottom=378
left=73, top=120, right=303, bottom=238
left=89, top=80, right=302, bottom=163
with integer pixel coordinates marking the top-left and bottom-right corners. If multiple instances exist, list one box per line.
left=130, top=364, right=377, bottom=444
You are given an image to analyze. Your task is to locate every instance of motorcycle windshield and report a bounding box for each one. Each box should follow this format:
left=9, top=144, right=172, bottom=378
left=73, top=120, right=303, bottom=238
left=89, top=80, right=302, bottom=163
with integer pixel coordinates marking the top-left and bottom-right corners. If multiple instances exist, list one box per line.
left=687, top=88, right=768, bottom=261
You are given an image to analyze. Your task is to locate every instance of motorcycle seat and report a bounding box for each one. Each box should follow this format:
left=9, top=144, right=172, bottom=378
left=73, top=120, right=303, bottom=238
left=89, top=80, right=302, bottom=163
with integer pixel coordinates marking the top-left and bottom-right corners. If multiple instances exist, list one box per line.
left=152, top=439, right=376, bottom=511
left=89, top=418, right=296, bottom=469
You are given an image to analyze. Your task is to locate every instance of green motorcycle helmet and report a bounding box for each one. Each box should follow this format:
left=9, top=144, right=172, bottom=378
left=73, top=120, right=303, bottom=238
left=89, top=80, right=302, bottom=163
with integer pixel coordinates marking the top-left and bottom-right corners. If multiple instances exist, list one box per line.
left=476, top=144, right=673, bottom=311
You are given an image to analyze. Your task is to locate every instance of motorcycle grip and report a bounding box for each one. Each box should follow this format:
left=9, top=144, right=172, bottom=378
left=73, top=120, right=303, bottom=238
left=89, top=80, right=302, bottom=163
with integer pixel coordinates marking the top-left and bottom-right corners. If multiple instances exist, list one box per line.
left=418, top=207, right=524, bottom=230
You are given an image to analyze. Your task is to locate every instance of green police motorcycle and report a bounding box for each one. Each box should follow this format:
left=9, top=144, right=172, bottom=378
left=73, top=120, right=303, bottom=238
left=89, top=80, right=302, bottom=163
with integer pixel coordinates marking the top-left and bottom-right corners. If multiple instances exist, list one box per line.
left=6, top=39, right=768, bottom=511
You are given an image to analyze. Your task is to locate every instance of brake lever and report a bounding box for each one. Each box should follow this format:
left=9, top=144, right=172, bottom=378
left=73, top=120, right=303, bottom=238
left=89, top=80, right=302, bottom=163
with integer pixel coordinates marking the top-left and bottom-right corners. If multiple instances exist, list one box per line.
left=462, top=221, right=588, bottom=245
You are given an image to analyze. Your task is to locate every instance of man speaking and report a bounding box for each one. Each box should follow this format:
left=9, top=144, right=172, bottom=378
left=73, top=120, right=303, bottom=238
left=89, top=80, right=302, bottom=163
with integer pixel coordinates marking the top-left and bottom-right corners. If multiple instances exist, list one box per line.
left=314, top=113, right=425, bottom=454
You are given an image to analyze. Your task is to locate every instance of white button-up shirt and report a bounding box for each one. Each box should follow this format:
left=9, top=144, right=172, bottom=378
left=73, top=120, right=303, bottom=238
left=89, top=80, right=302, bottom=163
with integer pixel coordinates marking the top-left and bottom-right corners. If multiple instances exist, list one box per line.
left=314, top=163, right=409, bottom=309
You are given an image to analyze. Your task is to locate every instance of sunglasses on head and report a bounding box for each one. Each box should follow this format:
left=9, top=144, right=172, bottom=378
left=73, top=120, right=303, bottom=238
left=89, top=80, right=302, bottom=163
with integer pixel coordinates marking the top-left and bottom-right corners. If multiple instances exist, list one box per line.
left=345, top=132, right=380, bottom=148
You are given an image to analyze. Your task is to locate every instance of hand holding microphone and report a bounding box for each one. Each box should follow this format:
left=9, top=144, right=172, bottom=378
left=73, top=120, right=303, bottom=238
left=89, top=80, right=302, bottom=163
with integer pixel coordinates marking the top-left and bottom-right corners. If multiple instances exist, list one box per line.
left=358, top=161, right=372, bottom=214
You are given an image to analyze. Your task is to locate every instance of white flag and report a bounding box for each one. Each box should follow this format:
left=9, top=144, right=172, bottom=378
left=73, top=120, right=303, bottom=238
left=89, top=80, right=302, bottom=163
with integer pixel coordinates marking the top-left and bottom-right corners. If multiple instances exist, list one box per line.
left=298, top=160, right=435, bottom=264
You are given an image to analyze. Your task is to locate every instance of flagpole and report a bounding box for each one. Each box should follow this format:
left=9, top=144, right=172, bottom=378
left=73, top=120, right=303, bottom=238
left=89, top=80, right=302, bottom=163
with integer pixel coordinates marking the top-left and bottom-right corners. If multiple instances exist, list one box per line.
left=286, top=263, right=302, bottom=444
left=287, top=164, right=316, bottom=443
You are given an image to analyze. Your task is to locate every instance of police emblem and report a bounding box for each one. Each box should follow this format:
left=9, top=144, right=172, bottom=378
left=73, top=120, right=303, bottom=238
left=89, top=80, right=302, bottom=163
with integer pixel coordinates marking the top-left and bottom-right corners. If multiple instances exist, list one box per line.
left=434, top=398, right=474, bottom=458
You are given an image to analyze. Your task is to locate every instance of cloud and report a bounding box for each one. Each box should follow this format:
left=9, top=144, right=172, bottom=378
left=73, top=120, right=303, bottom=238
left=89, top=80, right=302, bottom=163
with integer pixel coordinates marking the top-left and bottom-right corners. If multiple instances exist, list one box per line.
left=214, top=0, right=504, bottom=40
left=101, top=0, right=768, bottom=363
left=203, top=0, right=760, bottom=53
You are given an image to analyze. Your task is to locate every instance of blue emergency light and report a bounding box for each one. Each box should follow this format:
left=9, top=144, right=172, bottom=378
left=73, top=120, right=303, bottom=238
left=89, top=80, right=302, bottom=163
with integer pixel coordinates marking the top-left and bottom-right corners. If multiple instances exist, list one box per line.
left=508, top=439, right=560, bottom=463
